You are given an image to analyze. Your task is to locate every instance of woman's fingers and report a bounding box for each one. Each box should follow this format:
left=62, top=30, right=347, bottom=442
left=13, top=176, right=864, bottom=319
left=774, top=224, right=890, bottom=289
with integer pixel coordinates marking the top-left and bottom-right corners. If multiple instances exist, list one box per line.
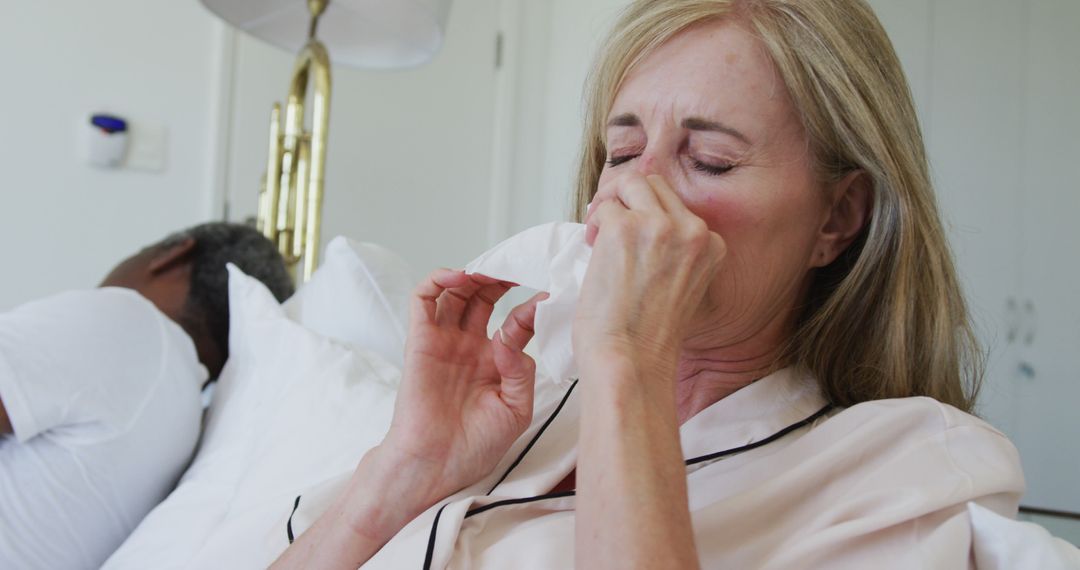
left=588, top=175, right=724, bottom=261
left=586, top=174, right=683, bottom=247
left=585, top=199, right=630, bottom=247
left=644, top=174, right=692, bottom=218
left=435, top=275, right=496, bottom=327
left=411, top=268, right=471, bottom=327
left=590, top=173, right=691, bottom=222
left=460, top=278, right=515, bottom=332
left=614, top=174, right=665, bottom=212
left=413, top=270, right=517, bottom=330
left=493, top=292, right=547, bottom=418
left=492, top=333, right=536, bottom=419
left=498, top=292, right=548, bottom=351
left=585, top=173, right=661, bottom=228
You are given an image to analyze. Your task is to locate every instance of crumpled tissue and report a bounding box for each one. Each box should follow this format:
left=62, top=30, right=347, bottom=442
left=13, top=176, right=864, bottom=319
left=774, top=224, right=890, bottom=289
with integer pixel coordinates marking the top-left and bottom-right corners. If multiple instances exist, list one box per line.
left=465, top=222, right=590, bottom=387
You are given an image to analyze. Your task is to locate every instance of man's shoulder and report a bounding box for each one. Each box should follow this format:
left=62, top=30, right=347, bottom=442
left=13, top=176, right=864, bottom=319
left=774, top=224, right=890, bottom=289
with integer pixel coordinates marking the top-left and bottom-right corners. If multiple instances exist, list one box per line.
left=3, top=286, right=200, bottom=395
left=6, top=287, right=163, bottom=324
left=79, top=287, right=163, bottom=316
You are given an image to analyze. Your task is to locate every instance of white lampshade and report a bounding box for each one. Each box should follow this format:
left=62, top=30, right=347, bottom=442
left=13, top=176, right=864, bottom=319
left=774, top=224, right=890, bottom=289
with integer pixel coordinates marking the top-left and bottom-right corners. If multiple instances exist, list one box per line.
left=200, top=0, right=453, bottom=69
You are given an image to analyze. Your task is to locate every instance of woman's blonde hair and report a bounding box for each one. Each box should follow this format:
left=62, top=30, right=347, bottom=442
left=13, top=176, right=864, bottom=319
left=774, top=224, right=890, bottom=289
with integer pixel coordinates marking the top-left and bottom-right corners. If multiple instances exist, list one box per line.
left=574, top=0, right=982, bottom=411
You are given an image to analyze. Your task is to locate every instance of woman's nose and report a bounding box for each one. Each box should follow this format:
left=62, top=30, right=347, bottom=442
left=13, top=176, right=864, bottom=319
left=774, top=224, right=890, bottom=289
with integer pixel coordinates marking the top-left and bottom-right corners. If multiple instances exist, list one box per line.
left=590, top=148, right=678, bottom=216
left=634, top=151, right=673, bottom=180
left=635, top=153, right=657, bottom=174
left=591, top=154, right=666, bottom=206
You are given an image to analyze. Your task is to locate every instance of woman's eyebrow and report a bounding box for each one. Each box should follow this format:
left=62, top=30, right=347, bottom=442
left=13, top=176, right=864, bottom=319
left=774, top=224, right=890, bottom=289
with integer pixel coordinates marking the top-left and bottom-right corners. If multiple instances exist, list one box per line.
left=606, top=113, right=641, bottom=128
left=681, top=117, right=751, bottom=144
left=606, top=113, right=751, bottom=144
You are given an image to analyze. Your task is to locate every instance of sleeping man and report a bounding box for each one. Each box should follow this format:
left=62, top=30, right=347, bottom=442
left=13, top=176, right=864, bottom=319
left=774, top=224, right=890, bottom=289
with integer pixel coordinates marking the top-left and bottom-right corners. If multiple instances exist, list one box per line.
left=0, top=222, right=294, bottom=569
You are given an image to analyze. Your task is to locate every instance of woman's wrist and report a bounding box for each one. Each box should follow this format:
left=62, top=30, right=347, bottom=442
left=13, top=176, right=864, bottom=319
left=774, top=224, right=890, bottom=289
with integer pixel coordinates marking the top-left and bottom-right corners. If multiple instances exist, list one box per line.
left=273, top=444, right=447, bottom=569
left=578, top=338, right=680, bottom=394
left=338, top=444, right=447, bottom=545
left=574, top=337, right=696, bottom=569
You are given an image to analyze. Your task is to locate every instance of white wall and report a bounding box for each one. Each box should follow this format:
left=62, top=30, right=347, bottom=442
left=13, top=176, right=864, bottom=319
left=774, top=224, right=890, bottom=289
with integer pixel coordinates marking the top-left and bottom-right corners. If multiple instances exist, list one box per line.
left=0, top=0, right=504, bottom=308
left=0, top=1, right=228, bottom=310
left=499, top=0, right=632, bottom=234
left=223, top=0, right=501, bottom=277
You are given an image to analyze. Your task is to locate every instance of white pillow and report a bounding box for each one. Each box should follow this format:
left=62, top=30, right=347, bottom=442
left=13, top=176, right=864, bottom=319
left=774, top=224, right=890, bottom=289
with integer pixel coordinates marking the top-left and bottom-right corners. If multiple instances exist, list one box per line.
left=968, top=502, right=1080, bottom=570
left=284, top=236, right=413, bottom=369
left=104, top=264, right=400, bottom=569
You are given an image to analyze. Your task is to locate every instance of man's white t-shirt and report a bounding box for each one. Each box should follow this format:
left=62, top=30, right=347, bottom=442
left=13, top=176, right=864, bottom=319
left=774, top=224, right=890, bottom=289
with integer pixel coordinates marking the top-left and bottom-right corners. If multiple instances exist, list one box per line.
left=0, top=288, right=207, bottom=569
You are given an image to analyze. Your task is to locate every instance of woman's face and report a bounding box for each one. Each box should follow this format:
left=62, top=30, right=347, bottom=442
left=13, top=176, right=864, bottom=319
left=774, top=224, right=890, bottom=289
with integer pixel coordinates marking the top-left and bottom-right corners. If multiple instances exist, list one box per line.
left=596, top=19, right=838, bottom=349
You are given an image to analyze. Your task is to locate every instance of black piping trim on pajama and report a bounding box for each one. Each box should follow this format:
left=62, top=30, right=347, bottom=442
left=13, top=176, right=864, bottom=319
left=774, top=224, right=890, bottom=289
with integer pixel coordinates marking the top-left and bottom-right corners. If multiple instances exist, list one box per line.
left=422, top=503, right=449, bottom=570
left=684, top=403, right=834, bottom=466
left=486, top=379, right=580, bottom=495
left=420, top=397, right=833, bottom=569
left=287, top=494, right=301, bottom=544
left=422, top=379, right=579, bottom=570
left=465, top=490, right=578, bottom=519
left=461, top=403, right=835, bottom=520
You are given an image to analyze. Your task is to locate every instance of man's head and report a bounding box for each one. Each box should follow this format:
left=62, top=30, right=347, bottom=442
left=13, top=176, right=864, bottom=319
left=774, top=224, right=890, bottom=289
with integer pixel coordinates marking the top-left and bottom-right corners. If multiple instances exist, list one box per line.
left=101, top=222, right=295, bottom=379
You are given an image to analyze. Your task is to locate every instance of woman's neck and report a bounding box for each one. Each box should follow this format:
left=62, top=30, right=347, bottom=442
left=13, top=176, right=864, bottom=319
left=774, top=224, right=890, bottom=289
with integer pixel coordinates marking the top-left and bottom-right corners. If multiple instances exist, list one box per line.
left=673, top=348, right=781, bottom=425
left=673, top=307, right=795, bottom=425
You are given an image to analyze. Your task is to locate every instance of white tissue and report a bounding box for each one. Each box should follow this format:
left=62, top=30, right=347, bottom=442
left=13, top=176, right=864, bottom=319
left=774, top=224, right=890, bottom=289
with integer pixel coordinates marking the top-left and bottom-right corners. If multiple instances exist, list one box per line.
left=465, top=222, right=591, bottom=386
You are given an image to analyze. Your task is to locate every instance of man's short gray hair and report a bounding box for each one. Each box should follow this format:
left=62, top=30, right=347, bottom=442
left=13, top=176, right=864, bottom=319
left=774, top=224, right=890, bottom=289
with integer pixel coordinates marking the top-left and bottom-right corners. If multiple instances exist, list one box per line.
left=160, top=222, right=294, bottom=372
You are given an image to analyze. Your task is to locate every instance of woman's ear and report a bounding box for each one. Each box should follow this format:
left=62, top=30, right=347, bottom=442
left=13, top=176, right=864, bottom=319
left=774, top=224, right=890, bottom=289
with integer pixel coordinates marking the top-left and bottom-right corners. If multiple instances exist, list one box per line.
left=811, top=170, right=872, bottom=268
left=148, top=237, right=197, bottom=275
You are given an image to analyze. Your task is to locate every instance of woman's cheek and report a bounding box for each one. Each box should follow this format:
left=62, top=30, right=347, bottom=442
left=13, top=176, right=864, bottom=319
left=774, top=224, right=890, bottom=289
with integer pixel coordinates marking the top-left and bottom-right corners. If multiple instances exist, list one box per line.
left=681, top=191, right=756, bottom=238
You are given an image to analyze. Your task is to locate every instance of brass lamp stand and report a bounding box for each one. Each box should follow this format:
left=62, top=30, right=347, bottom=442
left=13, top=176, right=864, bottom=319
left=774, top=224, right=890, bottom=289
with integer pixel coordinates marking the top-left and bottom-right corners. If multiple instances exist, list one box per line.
left=200, top=0, right=454, bottom=283
left=257, top=0, right=331, bottom=282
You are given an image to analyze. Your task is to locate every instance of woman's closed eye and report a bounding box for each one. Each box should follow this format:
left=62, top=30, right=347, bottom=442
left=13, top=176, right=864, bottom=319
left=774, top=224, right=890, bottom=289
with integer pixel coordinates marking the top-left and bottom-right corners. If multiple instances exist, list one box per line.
left=605, top=153, right=736, bottom=176
left=606, top=154, right=639, bottom=167
left=689, top=158, right=735, bottom=176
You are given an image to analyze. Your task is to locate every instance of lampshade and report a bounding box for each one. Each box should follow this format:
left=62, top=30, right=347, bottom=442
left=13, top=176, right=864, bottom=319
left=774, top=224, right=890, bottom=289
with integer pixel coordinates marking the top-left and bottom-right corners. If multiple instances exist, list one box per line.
left=200, top=0, right=453, bottom=69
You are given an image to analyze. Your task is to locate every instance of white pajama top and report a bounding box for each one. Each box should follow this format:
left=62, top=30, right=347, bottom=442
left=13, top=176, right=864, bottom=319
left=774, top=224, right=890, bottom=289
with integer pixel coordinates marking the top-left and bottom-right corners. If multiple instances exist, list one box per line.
left=284, top=368, right=1025, bottom=569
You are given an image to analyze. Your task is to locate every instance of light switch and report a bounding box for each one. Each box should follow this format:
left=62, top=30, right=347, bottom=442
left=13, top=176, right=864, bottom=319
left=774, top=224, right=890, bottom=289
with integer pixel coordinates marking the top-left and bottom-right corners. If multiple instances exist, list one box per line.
left=125, top=121, right=168, bottom=172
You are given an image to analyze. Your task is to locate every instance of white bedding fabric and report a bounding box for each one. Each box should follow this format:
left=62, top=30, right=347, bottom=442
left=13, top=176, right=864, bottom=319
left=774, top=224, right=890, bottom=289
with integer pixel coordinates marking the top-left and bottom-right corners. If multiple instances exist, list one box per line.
left=284, top=237, right=413, bottom=370
left=104, top=239, right=411, bottom=569
left=969, top=502, right=1080, bottom=569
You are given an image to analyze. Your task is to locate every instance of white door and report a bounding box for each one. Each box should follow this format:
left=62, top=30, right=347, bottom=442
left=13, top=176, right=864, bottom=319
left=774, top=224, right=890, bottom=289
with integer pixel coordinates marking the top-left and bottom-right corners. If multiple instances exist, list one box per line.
left=1009, top=0, right=1080, bottom=513
left=918, top=0, right=1029, bottom=456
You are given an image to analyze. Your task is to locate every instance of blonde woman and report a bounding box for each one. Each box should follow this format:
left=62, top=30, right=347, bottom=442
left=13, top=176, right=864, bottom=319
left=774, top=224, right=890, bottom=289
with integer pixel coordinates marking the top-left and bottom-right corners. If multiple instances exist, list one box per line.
left=275, top=0, right=1023, bottom=567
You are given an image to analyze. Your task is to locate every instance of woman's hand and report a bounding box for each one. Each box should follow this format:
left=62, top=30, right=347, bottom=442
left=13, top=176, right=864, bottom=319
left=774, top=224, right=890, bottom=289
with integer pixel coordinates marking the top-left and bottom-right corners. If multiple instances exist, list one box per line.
left=273, top=271, right=544, bottom=569
left=382, top=270, right=545, bottom=505
left=576, top=173, right=727, bottom=380
left=573, top=173, right=718, bottom=570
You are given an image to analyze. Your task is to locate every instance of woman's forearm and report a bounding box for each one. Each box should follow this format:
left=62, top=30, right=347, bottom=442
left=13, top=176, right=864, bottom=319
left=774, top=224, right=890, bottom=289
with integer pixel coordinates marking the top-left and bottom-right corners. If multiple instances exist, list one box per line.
left=271, top=445, right=442, bottom=569
left=576, top=354, right=700, bottom=569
